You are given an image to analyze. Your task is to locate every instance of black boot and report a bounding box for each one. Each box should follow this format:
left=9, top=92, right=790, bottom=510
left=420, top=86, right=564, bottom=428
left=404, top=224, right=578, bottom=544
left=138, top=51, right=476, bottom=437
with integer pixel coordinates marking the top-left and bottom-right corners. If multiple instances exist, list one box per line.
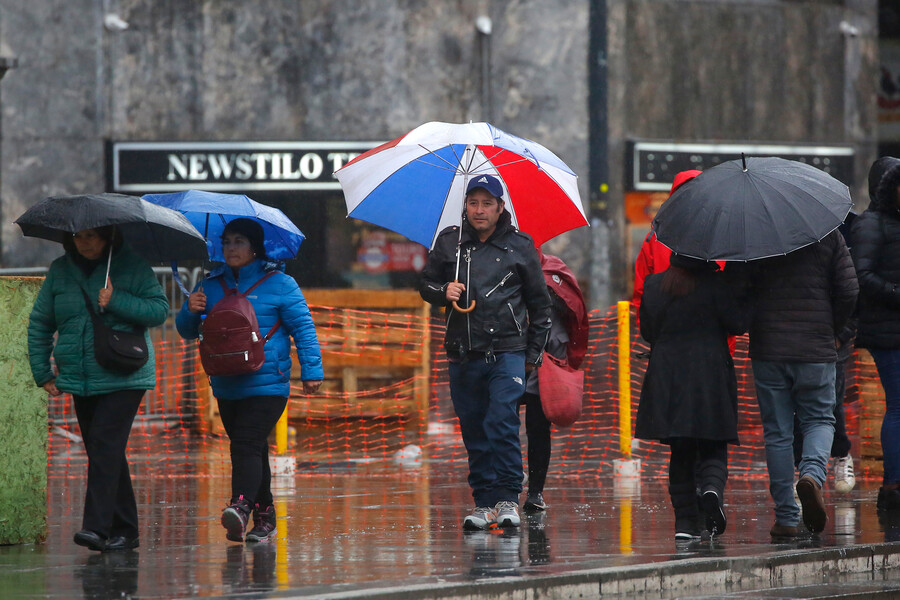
left=669, top=483, right=702, bottom=540
left=699, top=488, right=727, bottom=536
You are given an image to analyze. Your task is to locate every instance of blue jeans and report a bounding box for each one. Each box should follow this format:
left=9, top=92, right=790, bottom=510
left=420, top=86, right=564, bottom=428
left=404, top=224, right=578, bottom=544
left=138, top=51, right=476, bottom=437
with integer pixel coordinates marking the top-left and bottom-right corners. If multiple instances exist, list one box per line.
left=752, top=360, right=835, bottom=526
left=449, top=351, right=526, bottom=507
left=868, top=349, right=900, bottom=485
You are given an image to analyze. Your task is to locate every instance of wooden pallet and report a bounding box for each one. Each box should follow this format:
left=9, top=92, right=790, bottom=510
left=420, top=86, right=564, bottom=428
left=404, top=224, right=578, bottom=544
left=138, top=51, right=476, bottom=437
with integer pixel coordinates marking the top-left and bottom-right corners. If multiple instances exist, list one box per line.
left=191, top=289, right=431, bottom=434
left=289, top=289, right=430, bottom=421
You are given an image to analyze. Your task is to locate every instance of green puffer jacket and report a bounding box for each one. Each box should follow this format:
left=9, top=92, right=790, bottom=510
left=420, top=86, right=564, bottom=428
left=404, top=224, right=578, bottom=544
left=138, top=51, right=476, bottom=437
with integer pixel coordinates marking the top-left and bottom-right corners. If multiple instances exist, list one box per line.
left=27, top=245, right=169, bottom=396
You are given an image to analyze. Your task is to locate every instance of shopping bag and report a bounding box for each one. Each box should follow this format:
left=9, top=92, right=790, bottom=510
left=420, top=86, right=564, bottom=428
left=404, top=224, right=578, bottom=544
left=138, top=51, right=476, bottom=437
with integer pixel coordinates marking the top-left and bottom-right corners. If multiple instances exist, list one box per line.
left=537, top=355, right=584, bottom=427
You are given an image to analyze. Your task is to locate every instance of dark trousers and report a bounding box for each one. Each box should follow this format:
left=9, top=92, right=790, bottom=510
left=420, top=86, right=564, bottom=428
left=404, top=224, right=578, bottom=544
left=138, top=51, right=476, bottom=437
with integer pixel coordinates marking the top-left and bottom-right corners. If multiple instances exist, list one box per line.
left=72, top=389, right=145, bottom=539
left=521, top=392, right=551, bottom=494
left=448, top=351, right=526, bottom=507
left=217, top=395, right=287, bottom=507
left=668, top=438, right=729, bottom=496
left=793, top=358, right=851, bottom=465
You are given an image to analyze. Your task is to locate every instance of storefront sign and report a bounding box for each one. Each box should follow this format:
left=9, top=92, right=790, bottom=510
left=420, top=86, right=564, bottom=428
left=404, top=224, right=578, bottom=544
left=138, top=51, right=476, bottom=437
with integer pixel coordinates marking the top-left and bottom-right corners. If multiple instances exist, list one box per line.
left=627, top=141, right=855, bottom=191
left=356, top=231, right=426, bottom=273
left=108, top=141, right=381, bottom=192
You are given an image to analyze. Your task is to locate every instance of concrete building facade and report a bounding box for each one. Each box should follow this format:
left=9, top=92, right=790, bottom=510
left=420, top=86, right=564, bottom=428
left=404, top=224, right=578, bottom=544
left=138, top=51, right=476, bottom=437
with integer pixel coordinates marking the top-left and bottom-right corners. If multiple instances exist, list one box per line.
left=0, top=1, right=882, bottom=307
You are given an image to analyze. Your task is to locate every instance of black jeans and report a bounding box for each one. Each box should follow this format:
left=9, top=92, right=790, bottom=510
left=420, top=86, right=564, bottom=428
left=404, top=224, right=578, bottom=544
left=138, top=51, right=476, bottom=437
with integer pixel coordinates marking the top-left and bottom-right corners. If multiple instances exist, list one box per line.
left=793, top=358, right=851, bottom=465
left=521, top=392, right=551, bottom=494
left=72, top=389, right=145, bottom=539
left=668, top=437, right=729, bottom=497
left=217, top=395, right=287, bottom=507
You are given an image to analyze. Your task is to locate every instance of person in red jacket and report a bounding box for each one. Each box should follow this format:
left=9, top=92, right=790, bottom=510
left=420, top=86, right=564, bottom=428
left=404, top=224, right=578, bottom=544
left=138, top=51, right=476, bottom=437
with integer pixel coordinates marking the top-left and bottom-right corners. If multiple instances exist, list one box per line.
left=632, top=170, right=702, bottom=328
left=632, top=170, right=736, bottom=355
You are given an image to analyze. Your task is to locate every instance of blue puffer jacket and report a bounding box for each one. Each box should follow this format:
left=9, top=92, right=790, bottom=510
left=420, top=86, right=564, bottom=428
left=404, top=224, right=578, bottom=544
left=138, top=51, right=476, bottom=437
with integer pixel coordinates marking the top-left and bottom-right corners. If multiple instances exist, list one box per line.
left=176, top=259, right=323, bottom=400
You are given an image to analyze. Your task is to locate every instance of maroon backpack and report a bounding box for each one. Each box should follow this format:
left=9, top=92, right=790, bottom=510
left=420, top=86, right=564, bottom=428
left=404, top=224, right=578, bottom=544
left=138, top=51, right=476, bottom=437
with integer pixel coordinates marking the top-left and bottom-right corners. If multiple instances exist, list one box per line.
left=198, top=272, right=281, bottom=376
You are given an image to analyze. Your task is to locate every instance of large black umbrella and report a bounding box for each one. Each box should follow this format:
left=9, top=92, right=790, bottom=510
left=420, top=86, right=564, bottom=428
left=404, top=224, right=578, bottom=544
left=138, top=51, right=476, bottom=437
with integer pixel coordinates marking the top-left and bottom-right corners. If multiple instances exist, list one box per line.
left=15, top=193, right=208, bottom=263
left=651, top=157, right=853, bottom=261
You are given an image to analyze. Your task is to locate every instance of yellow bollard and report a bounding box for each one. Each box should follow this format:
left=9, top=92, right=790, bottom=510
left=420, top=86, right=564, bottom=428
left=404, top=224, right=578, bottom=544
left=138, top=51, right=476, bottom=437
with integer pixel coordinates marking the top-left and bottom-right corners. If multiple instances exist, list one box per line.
left=275, top=498, right=289, bottom=587
left=275, top=406, right=288, bottom=455
left=619, top=496, right=634, bottom=554
left=617, top=301, right=632, bottom=458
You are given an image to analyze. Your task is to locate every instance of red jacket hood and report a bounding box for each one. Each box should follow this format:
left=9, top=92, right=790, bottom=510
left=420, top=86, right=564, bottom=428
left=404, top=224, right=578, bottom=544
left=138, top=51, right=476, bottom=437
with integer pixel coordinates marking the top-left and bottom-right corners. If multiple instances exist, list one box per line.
left=670, top=169, right=702, bottom=194
left=540, top=253, right=589, bottom=369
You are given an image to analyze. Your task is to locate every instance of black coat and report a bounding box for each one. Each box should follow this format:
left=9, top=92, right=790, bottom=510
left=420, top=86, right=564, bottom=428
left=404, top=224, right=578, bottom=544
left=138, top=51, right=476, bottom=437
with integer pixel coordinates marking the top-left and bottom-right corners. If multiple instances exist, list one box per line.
left=419, top=211, right=552, bottom=364
left=635, top=269, right=748, bottom=444
left=852, top=157, right=900, bottom=350
left=746, top=229, right=857, bottom=362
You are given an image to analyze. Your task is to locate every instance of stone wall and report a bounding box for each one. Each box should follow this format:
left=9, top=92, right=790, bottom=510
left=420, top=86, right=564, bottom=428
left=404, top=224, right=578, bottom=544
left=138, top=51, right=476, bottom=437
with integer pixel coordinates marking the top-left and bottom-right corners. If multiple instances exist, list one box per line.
left=603, top=0, right=877, bottom=301
left=0, top=0, right=879, bottom=306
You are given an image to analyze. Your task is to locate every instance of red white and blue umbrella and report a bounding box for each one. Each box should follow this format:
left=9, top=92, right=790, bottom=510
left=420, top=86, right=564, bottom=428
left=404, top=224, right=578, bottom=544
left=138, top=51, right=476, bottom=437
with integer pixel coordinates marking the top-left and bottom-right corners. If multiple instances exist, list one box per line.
left=335, top=121, right=587, bottom=249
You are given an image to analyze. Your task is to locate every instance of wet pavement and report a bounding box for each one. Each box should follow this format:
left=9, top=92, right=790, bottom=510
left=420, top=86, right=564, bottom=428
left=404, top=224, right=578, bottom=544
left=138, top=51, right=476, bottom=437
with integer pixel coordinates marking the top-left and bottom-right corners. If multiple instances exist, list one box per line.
left=3, top=452, right=900, bottom=599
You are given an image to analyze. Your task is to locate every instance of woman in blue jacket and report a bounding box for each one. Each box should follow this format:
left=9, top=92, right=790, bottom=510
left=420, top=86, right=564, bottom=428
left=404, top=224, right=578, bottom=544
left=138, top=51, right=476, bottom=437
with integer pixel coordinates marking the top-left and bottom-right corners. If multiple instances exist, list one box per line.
left=176, top=218, right=323, bottom=543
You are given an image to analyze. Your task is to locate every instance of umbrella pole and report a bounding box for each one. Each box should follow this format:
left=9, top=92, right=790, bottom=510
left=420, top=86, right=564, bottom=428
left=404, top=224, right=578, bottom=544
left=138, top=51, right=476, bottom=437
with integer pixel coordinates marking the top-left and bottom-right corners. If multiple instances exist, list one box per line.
left=104, top=227, right=115, bottom=286
left=104, top=244, right=113, bottom=286
left=452, top=162, right=476, bottom=313
left=99, top=230, right=114, bottom=314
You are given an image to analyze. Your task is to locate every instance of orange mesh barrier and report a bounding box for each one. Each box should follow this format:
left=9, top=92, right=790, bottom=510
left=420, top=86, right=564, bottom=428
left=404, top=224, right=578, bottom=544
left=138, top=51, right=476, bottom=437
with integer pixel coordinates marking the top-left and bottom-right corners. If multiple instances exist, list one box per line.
left=46, top=305, right=881, bottom=479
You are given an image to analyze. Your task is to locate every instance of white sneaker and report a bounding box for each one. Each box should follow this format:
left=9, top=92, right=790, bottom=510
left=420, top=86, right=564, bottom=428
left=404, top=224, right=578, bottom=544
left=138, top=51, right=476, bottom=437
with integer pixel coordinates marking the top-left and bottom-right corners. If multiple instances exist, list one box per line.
left=833, top=455, right=856, bottom=493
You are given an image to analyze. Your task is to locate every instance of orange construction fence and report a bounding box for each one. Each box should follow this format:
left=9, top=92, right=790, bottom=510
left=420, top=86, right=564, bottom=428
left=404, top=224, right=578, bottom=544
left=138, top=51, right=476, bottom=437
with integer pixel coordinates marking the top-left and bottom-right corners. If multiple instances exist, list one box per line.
left=45, top=303, right=885, bottom=480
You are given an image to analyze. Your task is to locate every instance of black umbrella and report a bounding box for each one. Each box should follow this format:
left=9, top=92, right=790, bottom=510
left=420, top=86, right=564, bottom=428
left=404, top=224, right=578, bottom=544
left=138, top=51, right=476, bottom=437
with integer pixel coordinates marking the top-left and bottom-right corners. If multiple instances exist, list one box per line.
left=651, top=156, right=853, bottom=261
left=15, top=193, right=208, bottom=263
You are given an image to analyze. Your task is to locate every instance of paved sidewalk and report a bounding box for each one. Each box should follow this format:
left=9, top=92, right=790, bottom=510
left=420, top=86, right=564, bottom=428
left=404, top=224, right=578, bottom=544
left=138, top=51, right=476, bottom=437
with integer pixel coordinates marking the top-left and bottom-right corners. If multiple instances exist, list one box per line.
left=2, top=458, right=900, bottom=599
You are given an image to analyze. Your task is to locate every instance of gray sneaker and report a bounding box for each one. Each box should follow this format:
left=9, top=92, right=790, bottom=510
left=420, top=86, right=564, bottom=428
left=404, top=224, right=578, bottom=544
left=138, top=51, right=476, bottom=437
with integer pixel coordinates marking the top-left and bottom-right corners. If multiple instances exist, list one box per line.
left=495, top=501, right=521, bottom=528
left=463, top=506, right=497, bottom=530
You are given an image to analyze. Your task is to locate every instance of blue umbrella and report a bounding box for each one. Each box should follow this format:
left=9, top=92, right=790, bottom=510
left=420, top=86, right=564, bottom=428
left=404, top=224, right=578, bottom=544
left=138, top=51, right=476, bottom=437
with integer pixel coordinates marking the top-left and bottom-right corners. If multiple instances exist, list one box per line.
left=142, top=190, right=304, bottom=262
left=143, top=190, right=304, bottom=296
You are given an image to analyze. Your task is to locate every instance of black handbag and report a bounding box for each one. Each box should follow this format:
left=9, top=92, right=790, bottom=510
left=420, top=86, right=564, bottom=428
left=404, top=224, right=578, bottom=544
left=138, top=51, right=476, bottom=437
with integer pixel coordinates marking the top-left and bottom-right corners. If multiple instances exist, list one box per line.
left=81, top=289, right=149, bottom=374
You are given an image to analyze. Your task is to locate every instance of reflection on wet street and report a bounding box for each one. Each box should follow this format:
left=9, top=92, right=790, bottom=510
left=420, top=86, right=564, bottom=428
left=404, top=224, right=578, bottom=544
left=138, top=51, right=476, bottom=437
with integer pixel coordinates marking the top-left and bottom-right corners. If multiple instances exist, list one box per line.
left=2, top=459, right=898, bottom=599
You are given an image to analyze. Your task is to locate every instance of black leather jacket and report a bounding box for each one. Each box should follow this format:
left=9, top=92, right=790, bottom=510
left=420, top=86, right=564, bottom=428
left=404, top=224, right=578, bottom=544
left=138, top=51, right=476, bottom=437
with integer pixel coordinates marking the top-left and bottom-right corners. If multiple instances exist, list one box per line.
left=419, top=211, right=552, bottom=365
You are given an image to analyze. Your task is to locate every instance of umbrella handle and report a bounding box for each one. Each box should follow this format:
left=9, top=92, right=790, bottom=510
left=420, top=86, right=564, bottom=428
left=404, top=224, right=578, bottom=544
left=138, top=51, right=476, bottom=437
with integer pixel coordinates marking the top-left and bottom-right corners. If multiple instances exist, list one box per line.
left=452, top=299, right=476, bottom=313
left=451, top=280, right=476, bottom=313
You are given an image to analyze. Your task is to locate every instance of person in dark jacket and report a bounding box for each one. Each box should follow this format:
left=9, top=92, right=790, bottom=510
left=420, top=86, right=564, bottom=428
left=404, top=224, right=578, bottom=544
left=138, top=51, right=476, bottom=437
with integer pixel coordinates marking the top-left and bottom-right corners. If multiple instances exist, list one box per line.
left=850, top=155, right=900, bottom=512
left=636, top=254, right=748, bottom=541
left=792, top=218, right=859, bottom=494
left=747, top=228, right=858, bottom=537
left=420, top=174, right=552, bottom=531
left=792, top=314, right=857, bottom=492
left=177, top=218, right=323, bottom=543
left=28, top=226, right=169, bottom=552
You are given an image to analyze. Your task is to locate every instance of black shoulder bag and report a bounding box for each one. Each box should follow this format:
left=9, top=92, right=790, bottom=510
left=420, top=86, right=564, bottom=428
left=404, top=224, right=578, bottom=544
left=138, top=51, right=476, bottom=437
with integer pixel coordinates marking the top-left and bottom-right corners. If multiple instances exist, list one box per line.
left=81, top=289, right=149, bottom=374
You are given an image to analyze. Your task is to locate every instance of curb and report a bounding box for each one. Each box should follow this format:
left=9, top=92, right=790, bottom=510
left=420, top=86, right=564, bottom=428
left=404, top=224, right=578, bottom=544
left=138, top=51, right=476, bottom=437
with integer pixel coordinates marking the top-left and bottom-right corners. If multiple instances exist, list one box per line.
left=282, top=542, right=900, bottom=600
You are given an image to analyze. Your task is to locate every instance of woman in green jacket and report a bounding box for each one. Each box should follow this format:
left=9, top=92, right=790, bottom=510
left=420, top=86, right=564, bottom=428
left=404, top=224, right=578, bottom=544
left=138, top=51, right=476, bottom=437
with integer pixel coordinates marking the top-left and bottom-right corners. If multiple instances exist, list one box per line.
left=28, top=227, right=168, bottom=552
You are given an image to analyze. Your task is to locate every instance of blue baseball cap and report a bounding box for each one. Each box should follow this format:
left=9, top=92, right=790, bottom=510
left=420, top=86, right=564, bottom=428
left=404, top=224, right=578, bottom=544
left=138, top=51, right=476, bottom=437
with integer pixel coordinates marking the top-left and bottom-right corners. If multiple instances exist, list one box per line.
left=466, top=174, right=504, bottom=200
